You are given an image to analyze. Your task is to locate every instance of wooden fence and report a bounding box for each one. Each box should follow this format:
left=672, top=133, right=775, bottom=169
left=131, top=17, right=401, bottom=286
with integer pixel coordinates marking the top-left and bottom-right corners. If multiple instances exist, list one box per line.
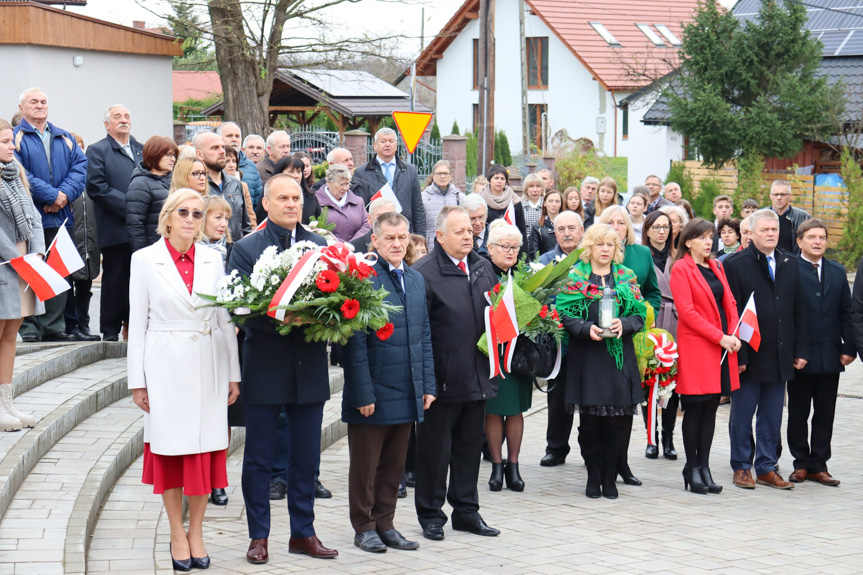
left=680, top=161, right=850, bottom=242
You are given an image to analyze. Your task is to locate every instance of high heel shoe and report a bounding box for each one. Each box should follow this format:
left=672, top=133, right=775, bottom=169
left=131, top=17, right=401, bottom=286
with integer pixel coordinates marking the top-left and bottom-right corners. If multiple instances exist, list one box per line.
left=488, top=462, right=504, bottom=491
left=682, top=465, right=709, bottom=494
left=170, top=542, right=192, bottom=572
left=504, top=462, right=524, bottom=492
left=700, top=467, right=723, bottom=494
left=617, top=465, right=642, bottom=486
left=210, top=488, right=228, bottom=506
left=191, top=555, right=211, bottom=569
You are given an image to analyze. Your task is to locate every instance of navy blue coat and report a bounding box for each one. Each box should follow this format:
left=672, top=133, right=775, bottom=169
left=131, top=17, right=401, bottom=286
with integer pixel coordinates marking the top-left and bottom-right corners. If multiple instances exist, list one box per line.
left=795, top=255, right=855, bottom=374
left=342, top=256, right=436, bottom=425
left=227, top=221, right=330, bottom=406
left=13, top=119, right=88, bottom=229
left=85, top=134, right=144, bottom=247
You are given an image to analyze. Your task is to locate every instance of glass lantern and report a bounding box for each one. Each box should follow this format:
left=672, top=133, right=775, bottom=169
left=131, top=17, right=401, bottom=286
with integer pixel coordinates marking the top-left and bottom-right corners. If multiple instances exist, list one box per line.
left=598, top=285, right=617, bottom=338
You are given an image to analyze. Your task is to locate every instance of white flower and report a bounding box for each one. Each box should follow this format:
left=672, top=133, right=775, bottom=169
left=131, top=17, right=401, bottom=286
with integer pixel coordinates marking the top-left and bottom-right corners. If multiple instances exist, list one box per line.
left=528, top=262, right=545, bottom=273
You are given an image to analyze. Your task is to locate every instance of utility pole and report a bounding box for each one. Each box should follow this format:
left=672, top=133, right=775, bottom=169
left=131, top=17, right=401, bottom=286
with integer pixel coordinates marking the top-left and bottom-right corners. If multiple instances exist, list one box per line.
left=477, top=0, right=495, bottom=175
left=519, top=0, right=529, bottom=156
left=421, top=7, right=425, bottom=51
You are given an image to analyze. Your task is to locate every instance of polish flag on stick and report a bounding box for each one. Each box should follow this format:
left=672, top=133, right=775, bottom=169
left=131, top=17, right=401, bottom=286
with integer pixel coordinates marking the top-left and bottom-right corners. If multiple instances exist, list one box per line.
left=491, top=274, right=519, bottom=344
left=45, top=225, right=84, bottom=277
left=369, top=183, right=402, bottom=213
left=503, top=201, right=516, bottom=226
left=722, top=292, right=760, bottom=364
left=8, top=254, right=70, bottom=301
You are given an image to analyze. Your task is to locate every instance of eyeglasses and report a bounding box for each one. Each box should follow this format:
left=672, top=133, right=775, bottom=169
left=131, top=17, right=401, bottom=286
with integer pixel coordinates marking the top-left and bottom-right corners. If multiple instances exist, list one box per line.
left=650, top=225, right=670, bottom=232
left=191, top=171, right=207, bottom=178
left=491, top=244, right=519, bottom=253
left=175, top=207, right=204, bottom=220
left=470, top=215, right=487, bottom=223
left=434, top=171, right=452, bottom=177
left=771, top=193, right=791, bottom=198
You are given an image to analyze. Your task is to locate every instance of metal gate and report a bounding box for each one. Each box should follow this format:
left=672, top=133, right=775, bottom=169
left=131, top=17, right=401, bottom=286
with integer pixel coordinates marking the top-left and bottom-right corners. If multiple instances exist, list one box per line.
left=367, top=138, right=442, bottom=183
left=290, top=130, right=342, bottom=164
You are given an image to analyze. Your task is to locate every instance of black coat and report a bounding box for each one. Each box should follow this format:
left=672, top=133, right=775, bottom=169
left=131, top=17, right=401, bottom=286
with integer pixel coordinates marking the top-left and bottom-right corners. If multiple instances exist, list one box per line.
left=85, top=135, right=144, bottom=247
left=795, top=255, right=855, bottom=375
left=413, top=239, right=497, bottom=404
left=71, top=191, right=100, bottom=281
left=353, top=156, right=425, bottom=237
left=126, top=164, right=171, bottom=252
left=723, top=243, right=809, bottom=382
left=254, top=186, right=320, bottom=226
left=532, top=218, right=556, bottom=257
left=227, top=221, right=330, bottom=406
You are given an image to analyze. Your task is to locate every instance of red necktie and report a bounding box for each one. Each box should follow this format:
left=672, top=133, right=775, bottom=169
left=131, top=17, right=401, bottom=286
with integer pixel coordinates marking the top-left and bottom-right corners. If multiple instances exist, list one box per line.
left=457, top=261, right=467, bottom=274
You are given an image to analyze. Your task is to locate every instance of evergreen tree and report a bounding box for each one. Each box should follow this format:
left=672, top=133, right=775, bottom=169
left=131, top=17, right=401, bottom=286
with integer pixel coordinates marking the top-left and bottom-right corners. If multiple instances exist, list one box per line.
left=451, top=119, right=460, bottom=135
left=430, top=122, right=441, bottom=141
left=495, top=130, right=512, bottom=166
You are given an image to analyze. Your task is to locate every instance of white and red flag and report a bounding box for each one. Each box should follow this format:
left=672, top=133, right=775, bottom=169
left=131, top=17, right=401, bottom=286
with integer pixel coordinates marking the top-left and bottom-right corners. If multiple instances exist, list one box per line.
left=369, top=183, right=402, bottom=213
left=503, top=201, right=516, bottom=226
left=491, top=274, right=519, bottom=344
left=737, top=293, right=761, bottom=352
left=251, top=218, right=268, bottom=234
left=8, top=253, right=70, bottom=301
left=45, top=225, right=84, bottom=277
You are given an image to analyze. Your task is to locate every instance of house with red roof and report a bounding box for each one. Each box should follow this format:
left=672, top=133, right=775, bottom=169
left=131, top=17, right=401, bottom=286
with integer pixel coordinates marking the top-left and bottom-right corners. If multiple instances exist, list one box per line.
left=411, top=0, right=700, bottom=184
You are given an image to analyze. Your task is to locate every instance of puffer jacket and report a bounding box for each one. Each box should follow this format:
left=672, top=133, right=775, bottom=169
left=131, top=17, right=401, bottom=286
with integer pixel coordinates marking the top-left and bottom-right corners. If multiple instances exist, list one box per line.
left=421, top=183, right=464, bottom=247
left=126, top=164, right=171, bottom=251
left=238, top=150, right=263, bottom=206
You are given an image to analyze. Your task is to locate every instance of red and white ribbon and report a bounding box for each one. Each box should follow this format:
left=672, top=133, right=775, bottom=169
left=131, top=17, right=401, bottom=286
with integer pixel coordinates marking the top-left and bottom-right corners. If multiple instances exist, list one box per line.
left=267, top=250, right=323, bottom=322
left=646, top=382, right=659, bottom=447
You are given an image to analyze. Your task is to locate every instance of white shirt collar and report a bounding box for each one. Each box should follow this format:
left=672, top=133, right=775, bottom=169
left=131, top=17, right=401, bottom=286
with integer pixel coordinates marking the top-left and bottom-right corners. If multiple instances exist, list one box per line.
left=801, top=254, right=821, bottom=267
left=446, top=253, right=468, bottom=273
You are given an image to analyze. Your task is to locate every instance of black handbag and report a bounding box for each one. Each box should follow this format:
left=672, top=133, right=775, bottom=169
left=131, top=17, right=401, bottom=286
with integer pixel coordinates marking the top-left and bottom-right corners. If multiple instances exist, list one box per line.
left=508, top=333, right=559, bottom=392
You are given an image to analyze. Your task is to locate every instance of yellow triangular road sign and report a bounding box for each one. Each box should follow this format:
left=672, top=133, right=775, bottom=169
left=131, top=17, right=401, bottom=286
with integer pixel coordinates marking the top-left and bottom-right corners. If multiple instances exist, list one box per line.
left=392, top=111, right=433, bottom=155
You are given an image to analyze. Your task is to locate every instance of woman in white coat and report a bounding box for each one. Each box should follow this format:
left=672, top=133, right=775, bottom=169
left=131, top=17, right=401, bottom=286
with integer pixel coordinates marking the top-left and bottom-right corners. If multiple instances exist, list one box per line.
left=128, top=189, right=240, bottom=572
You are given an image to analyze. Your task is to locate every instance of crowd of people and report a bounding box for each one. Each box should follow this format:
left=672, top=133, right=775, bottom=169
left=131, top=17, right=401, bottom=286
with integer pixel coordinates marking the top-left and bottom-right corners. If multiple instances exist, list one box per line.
left=1, top=85, right=861, bottom=569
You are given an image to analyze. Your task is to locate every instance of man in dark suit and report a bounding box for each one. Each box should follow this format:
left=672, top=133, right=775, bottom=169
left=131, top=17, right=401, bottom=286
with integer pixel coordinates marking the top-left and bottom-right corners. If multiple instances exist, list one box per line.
left=787, top=219, right=855, bottom=487
left=227, top=175, right=337, bottom=564
left=413, top=206, right=499, bottom=541
left=352, top=128, right=425, bottom=237
left=723, top=209, right=808, bottom=490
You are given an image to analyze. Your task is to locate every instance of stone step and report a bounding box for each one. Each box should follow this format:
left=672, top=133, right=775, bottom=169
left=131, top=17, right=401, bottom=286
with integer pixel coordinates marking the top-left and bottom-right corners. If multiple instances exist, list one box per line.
left=12, top=342, right=126, bottom=397
left=0, top=358, right=128, bottom=521
left=15, top=342, right=63, bottom=357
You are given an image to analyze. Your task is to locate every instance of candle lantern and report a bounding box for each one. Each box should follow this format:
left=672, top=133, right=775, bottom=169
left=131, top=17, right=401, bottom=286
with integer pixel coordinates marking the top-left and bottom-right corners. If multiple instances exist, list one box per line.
left=598, top=285, right=617, bottom=338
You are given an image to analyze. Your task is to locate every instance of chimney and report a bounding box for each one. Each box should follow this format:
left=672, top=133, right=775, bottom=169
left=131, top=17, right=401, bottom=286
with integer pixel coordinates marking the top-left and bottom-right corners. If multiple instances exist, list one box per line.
left=132, top=21, right=146, bottom=30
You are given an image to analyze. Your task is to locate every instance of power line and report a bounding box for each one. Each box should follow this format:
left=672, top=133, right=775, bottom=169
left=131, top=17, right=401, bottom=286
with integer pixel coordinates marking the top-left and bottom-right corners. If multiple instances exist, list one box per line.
left=789, top=0, right=863, bottom=23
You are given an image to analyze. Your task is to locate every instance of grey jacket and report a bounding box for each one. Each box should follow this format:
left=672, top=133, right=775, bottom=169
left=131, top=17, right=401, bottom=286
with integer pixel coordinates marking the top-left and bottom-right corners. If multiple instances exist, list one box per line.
left=208, top=172, right=251, bottom=241
left=0, top=176, right=46, bottom=319
left=421, top=183, right=464, bottom=247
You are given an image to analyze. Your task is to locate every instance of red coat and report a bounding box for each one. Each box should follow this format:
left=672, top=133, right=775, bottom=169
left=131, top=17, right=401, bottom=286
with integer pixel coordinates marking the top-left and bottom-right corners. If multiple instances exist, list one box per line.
left=669, top=254, right=740, bottom=395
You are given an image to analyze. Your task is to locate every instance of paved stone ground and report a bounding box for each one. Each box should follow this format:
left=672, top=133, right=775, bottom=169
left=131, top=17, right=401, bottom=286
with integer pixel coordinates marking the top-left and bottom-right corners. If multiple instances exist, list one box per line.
left=83, top=360, right=863, bottom=575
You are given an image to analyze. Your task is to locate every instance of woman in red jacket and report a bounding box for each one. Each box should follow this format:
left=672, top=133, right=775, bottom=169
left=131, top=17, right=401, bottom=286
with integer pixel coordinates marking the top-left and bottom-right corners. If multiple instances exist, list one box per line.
left=669, top=219, right=741, bottom=495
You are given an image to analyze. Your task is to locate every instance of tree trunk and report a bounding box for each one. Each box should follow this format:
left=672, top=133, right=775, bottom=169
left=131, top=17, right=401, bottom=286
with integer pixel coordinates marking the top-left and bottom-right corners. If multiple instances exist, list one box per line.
left=476, top=0, right=495, bottom=177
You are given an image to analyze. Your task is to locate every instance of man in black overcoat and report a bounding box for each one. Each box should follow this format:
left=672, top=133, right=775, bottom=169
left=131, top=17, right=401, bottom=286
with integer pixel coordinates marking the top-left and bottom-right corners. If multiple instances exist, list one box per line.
left=412, top=206, right=499, bottom=541
left=723, top=209, right=808, bottom=490
left=227, top=175, right=337, bottom=564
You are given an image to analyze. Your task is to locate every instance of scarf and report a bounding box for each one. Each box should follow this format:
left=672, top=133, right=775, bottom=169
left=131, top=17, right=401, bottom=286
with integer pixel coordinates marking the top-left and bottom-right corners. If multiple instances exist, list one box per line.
left=648, top=242, right=670, bottom=272
left=479, top=183, right=520, bottom=211
left=556, top=259, right=647, bottom=369
left=722, top=242, right=740, bottom=254
left=0, top=161, right=34, bottom=243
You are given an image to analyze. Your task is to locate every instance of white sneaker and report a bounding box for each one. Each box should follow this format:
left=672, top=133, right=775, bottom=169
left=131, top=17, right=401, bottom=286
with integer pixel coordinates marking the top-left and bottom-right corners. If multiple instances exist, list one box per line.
left=0, top=384, right=34, bottom=428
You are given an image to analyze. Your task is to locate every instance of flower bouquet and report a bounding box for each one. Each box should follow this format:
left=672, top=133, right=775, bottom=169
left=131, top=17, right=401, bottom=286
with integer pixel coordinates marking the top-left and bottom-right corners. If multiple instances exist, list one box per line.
left=199, top=241, right=401, bottom=344
left=305, top=207, right=339, bottom=245
left=634, top=305, right=678, bottom=446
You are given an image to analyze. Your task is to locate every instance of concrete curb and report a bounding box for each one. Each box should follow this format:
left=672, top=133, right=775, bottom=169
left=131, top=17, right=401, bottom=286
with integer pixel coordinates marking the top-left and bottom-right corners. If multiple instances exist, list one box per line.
left=12, top=341, right=127, bottom=396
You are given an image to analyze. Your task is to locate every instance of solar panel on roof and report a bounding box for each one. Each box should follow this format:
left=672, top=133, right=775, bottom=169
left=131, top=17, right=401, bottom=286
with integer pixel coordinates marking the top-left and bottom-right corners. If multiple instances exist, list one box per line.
left=837, top=29, right=863, bottom=55
left=820, top=29, right=851, bottom=55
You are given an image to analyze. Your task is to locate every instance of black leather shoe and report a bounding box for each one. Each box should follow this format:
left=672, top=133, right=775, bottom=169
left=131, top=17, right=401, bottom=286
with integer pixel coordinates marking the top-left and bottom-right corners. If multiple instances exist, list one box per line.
left=422, top=523, right=444, bottom=541
left=72, top=329, right=101, bottom=342
left=397, top=481, right=407, bottom=498
left=21, top=334, right=40, bottom=343
left=210, top=488, right=228, bottom=506
left=662, top=433, right=678, bottom=460
left=43, top=332, right=77, bottom=342
left=315, top=479, right=332, bottom=499
left=378, top=529, right=419, bottom=550
left=451, top=517, right=500, bottom=537
left=103, top=333, right=119, bottom=342
left=191, top=555, right=210, bottom=569
left=354, top=530, right=387, bottom=553
left=170, top=543, right=192, bottom=572
left=404, top=471, right=416, bottom=487
left=540, top=453, right=566, bottom=467
left=504, top=462, right=524, bottom=492
left=645, top=444, right=659, bottom=459
left=268, top=481, right=287, bottom=500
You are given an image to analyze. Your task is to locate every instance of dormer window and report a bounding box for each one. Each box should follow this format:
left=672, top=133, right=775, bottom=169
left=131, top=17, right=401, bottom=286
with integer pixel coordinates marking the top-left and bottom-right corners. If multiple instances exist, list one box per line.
left=589, top=22, right=620, bottom=46
left=636, top=24, right=665, bottom=46
left=655, top=24, right=682, bottom=46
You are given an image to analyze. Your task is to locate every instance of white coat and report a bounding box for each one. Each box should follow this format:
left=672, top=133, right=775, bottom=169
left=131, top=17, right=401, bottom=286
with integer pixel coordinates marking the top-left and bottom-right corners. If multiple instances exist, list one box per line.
left=127, top=238, right=241, bottom=456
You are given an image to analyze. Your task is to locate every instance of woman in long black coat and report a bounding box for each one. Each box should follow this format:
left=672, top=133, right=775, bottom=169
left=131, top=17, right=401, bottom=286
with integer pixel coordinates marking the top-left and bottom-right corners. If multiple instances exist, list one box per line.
left=126, top=136, right=178, bottom=252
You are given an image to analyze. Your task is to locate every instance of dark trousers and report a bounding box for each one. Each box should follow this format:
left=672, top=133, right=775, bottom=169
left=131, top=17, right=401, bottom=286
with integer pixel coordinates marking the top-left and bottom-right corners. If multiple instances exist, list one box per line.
left=348, top=422, right=412, bottom=534
left=641, top=391, right=680, bottom=440
left=71, top=279, right=94, bottom=332
left=242, top=402, right=324, bottom=540
left=545, top=363, right=573, bottom=457
left=20, top=227, right=67, bottom=338
left=730, top=379, right=785, bottom=476
left=99, top=243, right=131, bottom=337
left=404, top=423, right=417, bottom=474
left=415, top=399, right=485, bottom=528
left=787, top=372, right=839, bottom=474
left=271, top=407, right=321, bottom=485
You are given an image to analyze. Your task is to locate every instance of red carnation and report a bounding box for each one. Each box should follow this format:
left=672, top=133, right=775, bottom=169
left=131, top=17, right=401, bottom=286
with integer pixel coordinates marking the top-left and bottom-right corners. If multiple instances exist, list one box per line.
left=341, top=298, right=360, bottom=319
left=376, top=322, right=395, bottom=341
left=315, top=270, right=340, bottom=293
left=349, top=259, right=376, bottom=280
left=539, top=305, right=548, bottom=319
left=493, top=283, right=501, bottom=294
left=551, top=309, right=559, bottom=320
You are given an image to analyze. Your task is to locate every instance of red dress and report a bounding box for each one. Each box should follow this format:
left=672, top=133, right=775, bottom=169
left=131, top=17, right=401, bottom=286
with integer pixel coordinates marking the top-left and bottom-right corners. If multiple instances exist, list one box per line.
left=141, top=242, right=228, bottom=496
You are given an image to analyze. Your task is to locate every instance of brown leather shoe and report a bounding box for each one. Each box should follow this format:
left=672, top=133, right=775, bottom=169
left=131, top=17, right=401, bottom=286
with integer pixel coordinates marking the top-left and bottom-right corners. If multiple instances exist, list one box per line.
left=733, top=469, right=756, bottom=489
left=807, top=471, right=840, bottom=486
left=289, top=535, right=338, bottom=559
left=788, top=469, right=808, bottom=483
left=246, top=538, right=268, bottom=564
left=756, top=471, right=794, bottom=489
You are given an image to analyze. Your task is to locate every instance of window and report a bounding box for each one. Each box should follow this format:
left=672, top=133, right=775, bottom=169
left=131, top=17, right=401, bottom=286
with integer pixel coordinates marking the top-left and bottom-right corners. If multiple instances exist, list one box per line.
left=472, top=39, right=479, bottom=89
left=589, top=22, right=620, bottom=46
left=654, top=24, right=682, bottom=46
left=622, top=107, right=629, bottom=140
left=636, top=24, right=665, bottom=46
left=526, top=37, right=549, bottom=89
left=528, top=104, right=547, bottom=151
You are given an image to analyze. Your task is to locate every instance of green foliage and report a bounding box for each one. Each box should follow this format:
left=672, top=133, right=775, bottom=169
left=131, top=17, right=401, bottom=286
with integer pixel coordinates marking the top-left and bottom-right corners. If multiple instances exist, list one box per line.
left=465, top=131, right=479, bottom=180
left=664, top=162, right=695, bottom=200
left=668, top=0, right=845, bottom=168
left=169, top=1, right=216, bottom=71
left=737, top=151, right=766, bottom=206
left=430, top=122, right=441, bottom=141
left=555, top=148, right=627, bottom=192
left=690, top=177, right=722, bottom=219
left=313, top=161, right=328, bottom=180
left=451, top=120, right=461, bottom=136
left=495, top=130, right=512, bottom=166
left=173, top=96, right=222, bottom=121
left=323, top=115, right=338, bottom=132
left=838, top=148, right=863, bottom=267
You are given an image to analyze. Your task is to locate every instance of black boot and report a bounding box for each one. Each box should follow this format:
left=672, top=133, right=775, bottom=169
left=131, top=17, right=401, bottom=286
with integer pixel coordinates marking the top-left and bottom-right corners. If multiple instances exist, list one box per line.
left=488, top=462, right=504, bottom=491
left=585, top=466, right=602, bottom=498
left=700, top=467, right=723, bottom=494
left=662, top=431, right=678, bottom=460
left=601, top=424, right=619, bottom=499
left=504, top=462, right=524, bottom=492
left=601, top=463, right=619, bottom=499
left=682, top=465, right=709, bottom=494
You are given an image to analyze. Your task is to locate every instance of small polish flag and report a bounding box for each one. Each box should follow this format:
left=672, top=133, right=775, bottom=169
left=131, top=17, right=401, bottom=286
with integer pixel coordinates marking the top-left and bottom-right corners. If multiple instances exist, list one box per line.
left=45, top=225, right=84, bottom=277
left=503, top=201, right=516, bottom=226
left=491, top=274, right=519, bottom=344
left=251, top=218, right=268, bottom=234
left=369, top=183, right=402, bottom=213
left=9, top=253, right=70, bottom=301
left=737, top=293, right=761, bottom=352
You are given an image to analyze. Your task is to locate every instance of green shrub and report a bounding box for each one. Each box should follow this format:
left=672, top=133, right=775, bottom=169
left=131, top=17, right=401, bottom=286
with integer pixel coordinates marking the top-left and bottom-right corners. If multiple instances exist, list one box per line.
left=430, top=122, right=441, bottom=141
left=691, top=177, right=722, bottom=219
left=451, top=120, right=460, bottom=135
left=495, top=130, right=512, bottom=167
left=555, top=148, right=627, bottom=192
left=313, top=161, right=328, bottom=180
left=665, top=162, right=695, bottom=202
left=465, top=131, right=478, bottom=179
left=838, top=148, right=863, bottom=268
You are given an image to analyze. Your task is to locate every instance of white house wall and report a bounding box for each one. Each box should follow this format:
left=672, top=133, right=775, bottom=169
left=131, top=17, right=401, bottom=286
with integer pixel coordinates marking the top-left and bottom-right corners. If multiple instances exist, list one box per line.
left=619, top=98, right=685, bottom=189
left=435, top=0, right=617, bottom=158
left=1, top=45, right=173, bottom=148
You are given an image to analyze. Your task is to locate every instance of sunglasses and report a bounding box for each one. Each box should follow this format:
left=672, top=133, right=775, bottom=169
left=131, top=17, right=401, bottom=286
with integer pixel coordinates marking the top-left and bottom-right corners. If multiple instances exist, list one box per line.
left=191, top=171, right=207, bottom=178
left=175, top=207, right=204, bottom=220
